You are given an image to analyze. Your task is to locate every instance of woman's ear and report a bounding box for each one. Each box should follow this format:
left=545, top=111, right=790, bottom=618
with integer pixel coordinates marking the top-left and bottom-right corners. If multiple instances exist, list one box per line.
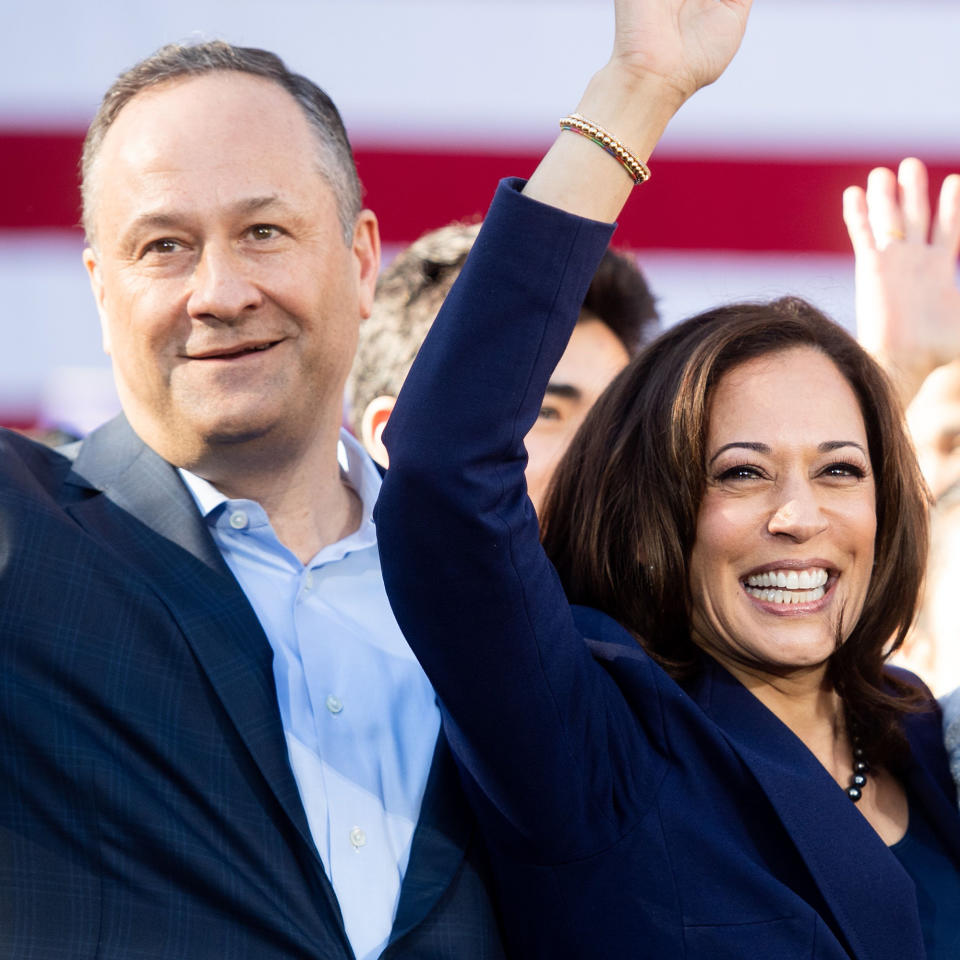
left=360, top=395, right=396, bottom=468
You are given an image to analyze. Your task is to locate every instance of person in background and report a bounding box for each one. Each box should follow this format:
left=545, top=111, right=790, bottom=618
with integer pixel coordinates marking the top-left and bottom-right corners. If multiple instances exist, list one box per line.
left=346, top=222, right=657, bottom=513
left=843, top=157, right=960, bottom=790
left=0, top=40, right=506, bottom=960
left=375, top=0, right=960, bottom=956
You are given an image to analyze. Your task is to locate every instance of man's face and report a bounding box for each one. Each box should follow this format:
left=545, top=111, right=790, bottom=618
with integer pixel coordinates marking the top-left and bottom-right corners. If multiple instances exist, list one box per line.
left=525, top=316, right=629, bottom=514
left=83, top=72, right=379, bottom=475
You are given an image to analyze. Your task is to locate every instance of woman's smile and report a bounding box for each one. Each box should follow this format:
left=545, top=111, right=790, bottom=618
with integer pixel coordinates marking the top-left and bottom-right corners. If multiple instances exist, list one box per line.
left=743, top=565, right=831, bottom=607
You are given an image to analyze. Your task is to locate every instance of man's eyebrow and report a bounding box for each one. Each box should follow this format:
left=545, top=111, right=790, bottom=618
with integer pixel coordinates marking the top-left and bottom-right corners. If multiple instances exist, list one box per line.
left=233, top=195, right=287, bottom=215
left=119, top=196, right=293, bottom=250
left=124, top=197, right=288, bottom=231
left=708, top=439, right=868, bottom=467
left=544, top=382, right=581, bottom=400
left=121, top=211, right=184, bottom=239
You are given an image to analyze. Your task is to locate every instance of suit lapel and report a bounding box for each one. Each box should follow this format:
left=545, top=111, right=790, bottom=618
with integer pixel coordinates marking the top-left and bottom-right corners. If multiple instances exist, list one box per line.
left=389, top=732, right=474, bottom=944
left=699, top=661, right=924, bottom=960
left=64, top=416, right=225, bottom=572
left=62, top=417, right=324, bottom=871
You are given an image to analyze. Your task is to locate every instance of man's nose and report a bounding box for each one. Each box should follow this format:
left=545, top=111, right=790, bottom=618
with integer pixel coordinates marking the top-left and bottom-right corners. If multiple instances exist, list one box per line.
left=187, top=244, right=263, bottom=322
left=766, top=482, right=828, bottom=542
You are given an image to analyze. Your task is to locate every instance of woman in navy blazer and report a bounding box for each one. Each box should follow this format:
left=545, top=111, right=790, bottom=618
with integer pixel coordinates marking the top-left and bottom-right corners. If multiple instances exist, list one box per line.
left=376, top=1, right=960, bottom=957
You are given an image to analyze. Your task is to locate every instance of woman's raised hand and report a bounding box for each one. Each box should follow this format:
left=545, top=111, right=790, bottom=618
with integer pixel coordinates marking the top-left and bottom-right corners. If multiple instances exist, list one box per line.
left=610, top=0, right=753, bottom=108
left=524, top=0, right=752, bottom=223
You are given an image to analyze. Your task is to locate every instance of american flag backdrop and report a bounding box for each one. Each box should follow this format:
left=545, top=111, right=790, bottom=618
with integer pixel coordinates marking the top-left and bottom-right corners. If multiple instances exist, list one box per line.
left=2, top=0, right=959, bottom=433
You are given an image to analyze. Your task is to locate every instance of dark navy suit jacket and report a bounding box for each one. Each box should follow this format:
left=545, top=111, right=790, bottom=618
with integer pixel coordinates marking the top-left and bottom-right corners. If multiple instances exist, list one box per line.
left=376, top=180, right=960, bottom=959
left=0, top=416, right=505, bottom=959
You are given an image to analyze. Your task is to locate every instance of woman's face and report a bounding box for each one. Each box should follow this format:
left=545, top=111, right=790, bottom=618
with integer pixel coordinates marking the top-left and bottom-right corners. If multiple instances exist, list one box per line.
left=687, top=346, right=877, bottom=676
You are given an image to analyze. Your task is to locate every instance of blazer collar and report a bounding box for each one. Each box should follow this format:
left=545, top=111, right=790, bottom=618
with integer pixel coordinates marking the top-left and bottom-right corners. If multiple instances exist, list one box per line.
left=696, top=659, right=926, bottom=960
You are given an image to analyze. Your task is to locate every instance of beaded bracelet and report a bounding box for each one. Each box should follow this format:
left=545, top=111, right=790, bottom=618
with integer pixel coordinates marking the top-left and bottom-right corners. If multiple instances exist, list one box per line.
left=559, top=113, right=651, bottom=185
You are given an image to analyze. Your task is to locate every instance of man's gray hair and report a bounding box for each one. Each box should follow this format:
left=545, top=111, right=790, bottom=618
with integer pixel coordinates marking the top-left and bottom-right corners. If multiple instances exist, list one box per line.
left=80, top=40, right=363, bottom=245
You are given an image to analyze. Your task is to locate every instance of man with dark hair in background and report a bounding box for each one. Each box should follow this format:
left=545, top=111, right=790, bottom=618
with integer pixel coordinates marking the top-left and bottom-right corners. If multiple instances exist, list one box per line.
left=347, top=222, right=658, bottom=513
left=0, top=41, right=505, bottom=959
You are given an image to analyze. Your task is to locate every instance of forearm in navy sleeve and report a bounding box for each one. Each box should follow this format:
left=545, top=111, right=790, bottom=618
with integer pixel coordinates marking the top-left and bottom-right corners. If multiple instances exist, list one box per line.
left=376, top=179, right=651, bottom=860
left=384, top=178, right=614, bottom=457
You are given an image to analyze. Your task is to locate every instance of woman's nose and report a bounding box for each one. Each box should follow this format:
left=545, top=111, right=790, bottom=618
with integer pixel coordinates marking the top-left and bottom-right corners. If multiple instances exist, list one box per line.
left=767, top=489, right=828, bottom=541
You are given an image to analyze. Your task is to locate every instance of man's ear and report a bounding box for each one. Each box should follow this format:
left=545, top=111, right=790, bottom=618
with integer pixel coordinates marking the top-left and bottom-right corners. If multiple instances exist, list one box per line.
left=82, top=246, right=112, bottom=355
left=360, top=395, right=396, bottom=468
left=352, top=209, right=381, bottom=320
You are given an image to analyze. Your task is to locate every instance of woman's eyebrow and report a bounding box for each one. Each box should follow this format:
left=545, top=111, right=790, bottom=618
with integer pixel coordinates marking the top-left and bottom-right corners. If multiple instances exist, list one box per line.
left=708, top=441, right=769, bottom=467
left=707, top=439, right=869, bottom=467
left=819, top=440, right=868, bottom=456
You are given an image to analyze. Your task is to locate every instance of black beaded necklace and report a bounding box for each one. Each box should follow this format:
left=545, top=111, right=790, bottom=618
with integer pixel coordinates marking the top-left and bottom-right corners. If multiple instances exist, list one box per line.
left=846, top=732, right=869, bottom=802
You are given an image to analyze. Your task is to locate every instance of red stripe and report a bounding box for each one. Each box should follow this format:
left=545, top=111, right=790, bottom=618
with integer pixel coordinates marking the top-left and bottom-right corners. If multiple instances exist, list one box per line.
left=1, top=133, right=85, bottom=230
left=2, top=131, right=957, bottom=252
left=0, top=415, right=43, bottom=431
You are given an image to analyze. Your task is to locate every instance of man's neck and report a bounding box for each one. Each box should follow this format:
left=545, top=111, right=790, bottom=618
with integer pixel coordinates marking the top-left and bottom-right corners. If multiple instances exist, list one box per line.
left=193, top=430, right=363, bottom=565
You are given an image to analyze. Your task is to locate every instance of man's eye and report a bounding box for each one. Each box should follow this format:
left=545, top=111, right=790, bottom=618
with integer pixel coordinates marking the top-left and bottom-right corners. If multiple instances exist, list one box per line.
left=249, top=224, right=281, bottom=240
left=142, top=238, right=180, bottom=255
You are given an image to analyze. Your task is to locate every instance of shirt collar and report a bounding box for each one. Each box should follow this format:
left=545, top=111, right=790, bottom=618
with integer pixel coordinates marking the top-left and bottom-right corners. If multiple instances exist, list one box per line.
left=178, top=429, right=382, bottom=550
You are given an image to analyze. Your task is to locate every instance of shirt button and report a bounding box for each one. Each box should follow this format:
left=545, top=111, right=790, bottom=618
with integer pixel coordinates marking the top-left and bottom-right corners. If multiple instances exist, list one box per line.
left=229, top=510, right=248, bottom=530
left=304, top=570, right=315, bottom=589
left=325, top=694, right=343, bottom=715
left=349, top=827, right=367, bottom=849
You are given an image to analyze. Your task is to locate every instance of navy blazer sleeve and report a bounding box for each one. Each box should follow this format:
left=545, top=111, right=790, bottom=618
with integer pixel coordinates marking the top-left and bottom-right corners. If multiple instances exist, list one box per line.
left=377, top=180, right=670, bottom=862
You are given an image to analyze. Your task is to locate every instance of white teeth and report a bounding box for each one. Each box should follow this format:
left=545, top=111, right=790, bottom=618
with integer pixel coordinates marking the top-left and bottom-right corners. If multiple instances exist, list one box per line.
left=744, top=585, right=826, bottom=605
left=744, top=568, right=828, bottom=589
left=743, top=567, right=829, bottom=606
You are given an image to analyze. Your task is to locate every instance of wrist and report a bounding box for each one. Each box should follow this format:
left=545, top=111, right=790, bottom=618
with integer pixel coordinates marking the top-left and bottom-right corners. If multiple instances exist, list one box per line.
left=521, top=60, right=689, bottom=223
left=575, top=63, right=687, bottom=163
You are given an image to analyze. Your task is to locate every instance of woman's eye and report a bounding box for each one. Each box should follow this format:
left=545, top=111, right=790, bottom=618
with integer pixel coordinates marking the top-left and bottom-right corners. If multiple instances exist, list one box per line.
left=821, top=461, right=866, bottom=479
left=716, top=464, right=763, bottom=482
left=538, top=405, right=561, bottom=421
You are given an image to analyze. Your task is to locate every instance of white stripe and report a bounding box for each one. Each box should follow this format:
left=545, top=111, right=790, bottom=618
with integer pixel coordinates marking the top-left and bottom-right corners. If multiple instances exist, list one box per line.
left=1, top=1, right=959, bottom=154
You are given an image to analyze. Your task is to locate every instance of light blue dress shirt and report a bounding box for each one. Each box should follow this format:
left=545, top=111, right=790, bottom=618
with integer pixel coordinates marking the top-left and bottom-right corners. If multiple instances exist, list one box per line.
left=180, top=432, right=440, bottom=960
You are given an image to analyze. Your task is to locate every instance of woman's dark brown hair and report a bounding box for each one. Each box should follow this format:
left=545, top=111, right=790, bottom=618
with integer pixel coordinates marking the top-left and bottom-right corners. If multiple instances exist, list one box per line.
left=540, top=297, right=930, bottom=766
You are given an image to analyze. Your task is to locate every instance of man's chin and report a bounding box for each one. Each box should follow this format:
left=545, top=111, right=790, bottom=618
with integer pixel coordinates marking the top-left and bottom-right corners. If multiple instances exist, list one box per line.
left=201, top=421, right=277, bottom=447
left=128, top=408, right=285, bottom=468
